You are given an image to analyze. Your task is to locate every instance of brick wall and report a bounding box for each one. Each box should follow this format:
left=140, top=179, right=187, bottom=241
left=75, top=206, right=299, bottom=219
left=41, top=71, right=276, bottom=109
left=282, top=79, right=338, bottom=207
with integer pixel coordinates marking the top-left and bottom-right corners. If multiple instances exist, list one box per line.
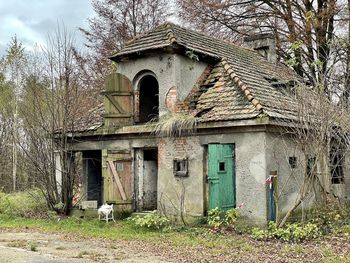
left=165, top=86, right=177, bottom=112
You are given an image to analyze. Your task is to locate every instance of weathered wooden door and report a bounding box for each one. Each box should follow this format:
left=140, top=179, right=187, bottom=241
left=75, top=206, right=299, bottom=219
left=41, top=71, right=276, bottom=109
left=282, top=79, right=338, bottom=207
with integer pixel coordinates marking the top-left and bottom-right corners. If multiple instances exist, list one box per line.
left=208, top=144, right=235, bottom=210
left=102, top=150, right=132, bottom=207
left=102, top=73, right=134, bottom=127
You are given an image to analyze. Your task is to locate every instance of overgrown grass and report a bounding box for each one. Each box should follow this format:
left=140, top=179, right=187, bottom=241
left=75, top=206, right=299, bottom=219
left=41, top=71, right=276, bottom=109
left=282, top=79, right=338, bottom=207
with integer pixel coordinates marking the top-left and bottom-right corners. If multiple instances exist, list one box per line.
left=2, top=190, right=350, bottom=254
left=0, top=214, right=253, bottom=251
left=0, top=189, right=50, bottom=218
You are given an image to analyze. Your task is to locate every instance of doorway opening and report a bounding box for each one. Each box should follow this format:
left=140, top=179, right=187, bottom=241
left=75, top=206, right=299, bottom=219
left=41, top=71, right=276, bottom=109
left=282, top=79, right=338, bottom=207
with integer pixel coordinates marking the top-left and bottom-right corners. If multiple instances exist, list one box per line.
left=134, top=148, right=158, bottom=211
left=82, top=151, right=102, bottom=206
left=138, top=75, right=159, bottom=123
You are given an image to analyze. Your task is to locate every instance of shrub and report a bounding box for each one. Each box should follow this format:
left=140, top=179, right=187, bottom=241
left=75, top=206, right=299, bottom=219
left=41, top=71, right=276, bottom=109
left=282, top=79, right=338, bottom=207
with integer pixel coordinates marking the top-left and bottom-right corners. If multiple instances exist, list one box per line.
left=251, top=222, right=321, bottom=242
left=207, top=207, right=239, bottom=229
left=308, top=203, right=350, bottom=234
left=128, top=211, right=169, bottom=230
left=0, top=189, right=49, bottom=218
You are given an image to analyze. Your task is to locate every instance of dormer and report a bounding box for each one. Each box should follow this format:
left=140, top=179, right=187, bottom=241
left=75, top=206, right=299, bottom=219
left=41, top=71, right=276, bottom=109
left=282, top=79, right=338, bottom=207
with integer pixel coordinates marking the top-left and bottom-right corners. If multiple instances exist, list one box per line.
left=104, top=23, right=211, bottom=127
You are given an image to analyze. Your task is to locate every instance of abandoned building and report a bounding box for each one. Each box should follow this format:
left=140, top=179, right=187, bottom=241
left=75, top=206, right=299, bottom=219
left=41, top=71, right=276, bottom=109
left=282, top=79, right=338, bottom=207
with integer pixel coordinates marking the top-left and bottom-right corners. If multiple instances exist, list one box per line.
left=60, top=23, right=350, bottom=225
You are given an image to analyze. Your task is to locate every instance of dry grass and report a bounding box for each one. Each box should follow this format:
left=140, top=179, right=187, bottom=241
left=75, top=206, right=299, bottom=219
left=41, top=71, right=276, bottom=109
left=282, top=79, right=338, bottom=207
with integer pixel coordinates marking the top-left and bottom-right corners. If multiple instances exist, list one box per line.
left=150, top=112, right=198, bottom=137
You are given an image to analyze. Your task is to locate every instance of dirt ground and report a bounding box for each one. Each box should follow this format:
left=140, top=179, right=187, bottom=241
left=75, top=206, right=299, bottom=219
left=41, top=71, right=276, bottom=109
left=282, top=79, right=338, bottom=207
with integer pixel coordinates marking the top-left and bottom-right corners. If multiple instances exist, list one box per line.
left=1, top=229, right=350, bottom=262
left=0, top=231, right=169, bottom=263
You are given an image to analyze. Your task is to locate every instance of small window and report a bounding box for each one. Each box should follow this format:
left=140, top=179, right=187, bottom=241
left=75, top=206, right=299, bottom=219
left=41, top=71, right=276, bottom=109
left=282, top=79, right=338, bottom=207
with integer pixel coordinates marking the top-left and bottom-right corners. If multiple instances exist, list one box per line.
left=218, top=161, right=226, bottom=172
left=173, top=159, right=188, bottom=177
left=289, top=157, right=297, bottom=169
left=115, top=162, right=124, bottom=172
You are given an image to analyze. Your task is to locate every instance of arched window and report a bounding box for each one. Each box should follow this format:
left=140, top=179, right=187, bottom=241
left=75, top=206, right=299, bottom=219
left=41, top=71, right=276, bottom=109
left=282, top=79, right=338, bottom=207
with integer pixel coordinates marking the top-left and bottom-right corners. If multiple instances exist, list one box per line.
left=138, top=75, right=159, bottom=123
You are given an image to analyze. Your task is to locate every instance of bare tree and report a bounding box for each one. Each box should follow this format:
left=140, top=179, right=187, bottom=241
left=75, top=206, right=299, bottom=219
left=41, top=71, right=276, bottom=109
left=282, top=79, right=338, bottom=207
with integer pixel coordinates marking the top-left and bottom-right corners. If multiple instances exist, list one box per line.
left=18, top=25, right=86, bottom=214
left=269, top=85, right=350, bottom=226
left=0, top=72, right=16, bottom=192
left=1, top=37, right=27, bottom=192
left=178, top=0, right=349, bottom=97
left=79, top=0, right=172, bottom=81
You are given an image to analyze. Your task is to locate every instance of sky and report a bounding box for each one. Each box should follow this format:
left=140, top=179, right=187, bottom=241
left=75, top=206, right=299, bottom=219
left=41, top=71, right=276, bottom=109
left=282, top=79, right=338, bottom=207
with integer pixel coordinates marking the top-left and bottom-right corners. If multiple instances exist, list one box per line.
left=0, top=0, right=94, bottom=55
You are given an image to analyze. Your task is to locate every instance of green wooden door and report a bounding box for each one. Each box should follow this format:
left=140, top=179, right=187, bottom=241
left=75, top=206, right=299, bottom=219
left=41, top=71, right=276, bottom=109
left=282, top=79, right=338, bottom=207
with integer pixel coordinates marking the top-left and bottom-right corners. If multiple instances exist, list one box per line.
left=208, top=144, right=235, bottom=210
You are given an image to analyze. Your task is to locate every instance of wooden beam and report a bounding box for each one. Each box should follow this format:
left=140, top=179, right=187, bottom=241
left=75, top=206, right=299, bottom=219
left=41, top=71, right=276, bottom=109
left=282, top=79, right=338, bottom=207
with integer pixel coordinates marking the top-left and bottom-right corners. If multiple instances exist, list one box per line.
left=106, top=94, right=125, bottom=114
left=107, top=160, right=127, bottom=201
left=101, top=91, right=133, bottom=96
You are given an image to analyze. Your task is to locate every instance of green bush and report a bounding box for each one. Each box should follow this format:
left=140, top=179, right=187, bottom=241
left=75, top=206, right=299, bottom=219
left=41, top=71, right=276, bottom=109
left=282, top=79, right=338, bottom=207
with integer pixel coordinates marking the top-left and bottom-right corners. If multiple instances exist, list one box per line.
left=251, top=222, right=321, bottom=242
left=207, top=207, right=239, bottom=229
left=308, top=203, right=350, bottom=233
left=0, top=189, right=50, bottom=218
left=128, top=211, right=169, bottom=230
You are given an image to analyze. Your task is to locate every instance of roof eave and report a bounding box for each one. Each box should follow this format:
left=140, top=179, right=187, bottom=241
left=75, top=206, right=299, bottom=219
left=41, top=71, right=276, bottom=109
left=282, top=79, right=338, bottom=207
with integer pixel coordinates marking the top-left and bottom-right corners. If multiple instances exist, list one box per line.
left=109, top=42, right=221, bottom=64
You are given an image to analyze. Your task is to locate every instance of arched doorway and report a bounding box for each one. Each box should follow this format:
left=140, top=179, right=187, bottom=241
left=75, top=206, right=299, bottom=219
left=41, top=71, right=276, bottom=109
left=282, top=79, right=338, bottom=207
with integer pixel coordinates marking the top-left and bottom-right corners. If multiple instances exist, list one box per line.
left=138, top=75, right=159, bottom=123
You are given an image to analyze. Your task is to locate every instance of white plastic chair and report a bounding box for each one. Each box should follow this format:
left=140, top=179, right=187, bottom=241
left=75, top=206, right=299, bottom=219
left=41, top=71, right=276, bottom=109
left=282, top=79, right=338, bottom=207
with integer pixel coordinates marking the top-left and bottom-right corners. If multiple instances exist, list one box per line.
left=97, top=204, right=115, bottom=222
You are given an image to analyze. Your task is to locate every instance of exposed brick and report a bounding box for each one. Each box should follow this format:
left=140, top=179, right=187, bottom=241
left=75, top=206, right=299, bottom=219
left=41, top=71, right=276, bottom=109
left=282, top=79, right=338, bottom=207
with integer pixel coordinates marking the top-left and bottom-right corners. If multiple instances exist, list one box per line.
left=134, top=90, right=140, bottom=122
left=165, top=86, right=177, bottom=112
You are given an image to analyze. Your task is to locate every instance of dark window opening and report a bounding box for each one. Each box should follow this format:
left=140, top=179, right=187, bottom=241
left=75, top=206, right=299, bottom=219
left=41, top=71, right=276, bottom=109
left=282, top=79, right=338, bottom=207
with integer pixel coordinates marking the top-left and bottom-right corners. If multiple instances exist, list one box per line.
left=219, top=161, right=226, bottom=172
left=144, top=149, right=158, bottom=161
left=330, top=146, right=344, bottom=184
left=138, top=75, right=159, bottom=123
left=289, top=156, right=297, bottom=169
left=174, top=159, right=188, bottom=177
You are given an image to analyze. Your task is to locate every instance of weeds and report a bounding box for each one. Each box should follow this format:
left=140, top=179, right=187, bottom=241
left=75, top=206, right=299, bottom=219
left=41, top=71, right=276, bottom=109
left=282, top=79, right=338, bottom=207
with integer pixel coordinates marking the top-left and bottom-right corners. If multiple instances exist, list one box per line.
left=76, top=250, right=89, bottom=258
left=0, top=189, right=50, bottom=218
left=30, top=242, right=38, bottom=252
left=251, top=222, right=321, bottom=242
left=207, top=207, right=239, bottom=229
left=128, top=211, right=170, bottom=230
left=7, top=240, right=27, bottom=248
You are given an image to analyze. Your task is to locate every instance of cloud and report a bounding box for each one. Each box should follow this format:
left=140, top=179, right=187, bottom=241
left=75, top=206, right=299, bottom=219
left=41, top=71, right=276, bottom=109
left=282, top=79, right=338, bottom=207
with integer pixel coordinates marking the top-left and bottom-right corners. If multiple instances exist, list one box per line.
left=0, top=0, right=94, bottom=55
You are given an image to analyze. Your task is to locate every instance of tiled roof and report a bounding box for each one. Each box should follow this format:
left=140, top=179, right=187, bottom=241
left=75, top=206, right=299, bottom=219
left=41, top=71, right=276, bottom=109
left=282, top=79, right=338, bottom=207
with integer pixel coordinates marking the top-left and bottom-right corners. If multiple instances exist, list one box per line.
left=111, top=23, right=300, bottom=122
left=193, top=61, right=260, bottom=122
left=74, top=23, right=301, bottom=133
left=72, top=104, right=104, bottom=132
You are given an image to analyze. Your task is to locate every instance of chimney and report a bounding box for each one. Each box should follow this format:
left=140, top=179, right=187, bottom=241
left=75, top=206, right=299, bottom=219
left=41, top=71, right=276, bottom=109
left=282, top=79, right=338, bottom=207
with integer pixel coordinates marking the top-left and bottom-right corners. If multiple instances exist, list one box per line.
left=243, top=33, right=277, bottom=63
